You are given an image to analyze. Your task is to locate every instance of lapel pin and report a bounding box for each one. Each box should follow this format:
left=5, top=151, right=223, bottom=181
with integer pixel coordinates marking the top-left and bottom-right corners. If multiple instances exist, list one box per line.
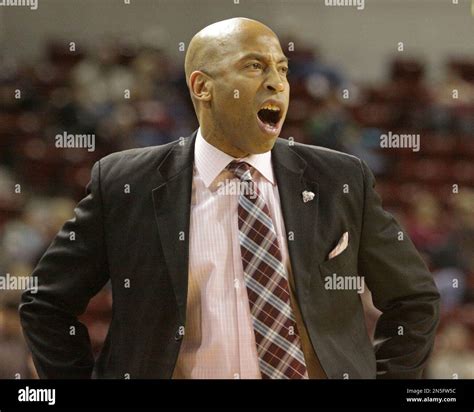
left=302, top=190, right=315, bottom=203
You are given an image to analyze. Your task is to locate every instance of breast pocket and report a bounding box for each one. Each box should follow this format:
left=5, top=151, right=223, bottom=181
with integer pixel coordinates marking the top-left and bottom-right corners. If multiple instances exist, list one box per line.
left=318, top=245, right=353, bottom=277
left=316, top=243, right=364, bottom=309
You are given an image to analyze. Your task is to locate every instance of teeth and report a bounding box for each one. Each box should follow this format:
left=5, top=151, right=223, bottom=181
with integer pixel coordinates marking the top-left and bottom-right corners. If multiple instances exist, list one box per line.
left=261, top=103, right=280, bottom=111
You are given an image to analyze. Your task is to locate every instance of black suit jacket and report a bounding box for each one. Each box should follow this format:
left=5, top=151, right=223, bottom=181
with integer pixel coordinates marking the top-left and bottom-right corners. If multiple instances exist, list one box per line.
left=20, top=130, right=440, bottom=379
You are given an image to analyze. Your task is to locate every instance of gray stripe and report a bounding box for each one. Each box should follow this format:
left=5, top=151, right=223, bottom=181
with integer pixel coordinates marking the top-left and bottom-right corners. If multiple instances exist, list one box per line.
left=245, top=275, right=292, bottom=319
left=254, top=318, right=306, bottom=364
left=240, top=195, right=274, bottom=229
left=239, top=232, right=285, bottom=274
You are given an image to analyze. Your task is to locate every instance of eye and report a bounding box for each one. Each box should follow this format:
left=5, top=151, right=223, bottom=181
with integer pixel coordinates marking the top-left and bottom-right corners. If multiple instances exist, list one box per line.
left=280, top=66, right=289, bottom=75
left=247, top=62, right=264, bottom=70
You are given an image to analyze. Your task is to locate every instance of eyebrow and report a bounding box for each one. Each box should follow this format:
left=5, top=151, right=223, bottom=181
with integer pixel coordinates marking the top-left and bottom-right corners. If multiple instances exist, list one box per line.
left=238, top=53, right=289, bottom=65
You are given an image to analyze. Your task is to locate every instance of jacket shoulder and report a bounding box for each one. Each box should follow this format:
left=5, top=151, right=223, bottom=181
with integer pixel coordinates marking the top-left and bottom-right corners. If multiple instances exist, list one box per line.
left=275, top=138, right=363, bottom=173
left=96, top=139, right=183, bottom=182
left=100, top=139, right=179, bottom=167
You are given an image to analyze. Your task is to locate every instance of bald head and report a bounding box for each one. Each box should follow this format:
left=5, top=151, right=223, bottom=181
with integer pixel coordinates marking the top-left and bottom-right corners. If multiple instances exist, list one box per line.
left=185, top=18, right=278, bottom=87
left=184, top=18, right=289, bottom=157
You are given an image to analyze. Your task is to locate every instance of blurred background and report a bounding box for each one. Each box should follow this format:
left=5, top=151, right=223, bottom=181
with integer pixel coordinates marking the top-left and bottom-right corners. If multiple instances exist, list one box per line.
left=0, top=0, right=473, bottom=379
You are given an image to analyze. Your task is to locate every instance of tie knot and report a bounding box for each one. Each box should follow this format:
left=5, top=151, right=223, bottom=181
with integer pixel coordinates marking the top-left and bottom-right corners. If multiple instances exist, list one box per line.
left=227, top=161, right=253, bottom=182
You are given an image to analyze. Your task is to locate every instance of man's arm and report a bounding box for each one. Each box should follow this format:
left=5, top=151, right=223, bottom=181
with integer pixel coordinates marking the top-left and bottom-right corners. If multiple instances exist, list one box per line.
left=357, top=159, right=440, bottom=379
left=19, top=160, right=109, bottom=379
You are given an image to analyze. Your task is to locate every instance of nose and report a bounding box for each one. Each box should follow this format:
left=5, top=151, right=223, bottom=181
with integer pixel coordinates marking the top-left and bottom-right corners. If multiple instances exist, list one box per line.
left=264, top=67, right=285, bottom=93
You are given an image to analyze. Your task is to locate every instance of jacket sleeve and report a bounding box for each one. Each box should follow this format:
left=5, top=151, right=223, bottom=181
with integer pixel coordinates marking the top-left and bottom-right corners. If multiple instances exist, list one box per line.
left=19, top=160, right=109, bottom=379
left=357, top=159, right=440, bottom=379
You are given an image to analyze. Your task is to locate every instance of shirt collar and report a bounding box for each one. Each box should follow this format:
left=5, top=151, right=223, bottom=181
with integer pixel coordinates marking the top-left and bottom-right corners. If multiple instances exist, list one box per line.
left=194, top=127, right=275, bottom=188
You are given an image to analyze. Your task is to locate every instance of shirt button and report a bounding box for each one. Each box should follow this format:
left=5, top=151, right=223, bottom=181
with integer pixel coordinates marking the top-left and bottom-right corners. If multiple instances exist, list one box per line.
left=234, top=278, right=240, bottom=290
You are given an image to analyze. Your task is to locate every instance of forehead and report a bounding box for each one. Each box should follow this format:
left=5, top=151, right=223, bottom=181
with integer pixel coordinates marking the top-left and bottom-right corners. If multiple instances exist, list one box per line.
left=228, top=30, right=285, bottom=60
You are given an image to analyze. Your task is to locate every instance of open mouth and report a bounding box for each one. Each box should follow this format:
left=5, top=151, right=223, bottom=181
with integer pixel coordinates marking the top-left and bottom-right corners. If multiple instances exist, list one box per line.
left=257, top=104, right=282, bottom=128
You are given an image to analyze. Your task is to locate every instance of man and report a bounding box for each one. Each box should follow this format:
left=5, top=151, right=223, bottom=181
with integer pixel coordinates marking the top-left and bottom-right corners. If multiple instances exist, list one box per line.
left=20, top=18, right=440, bottom=379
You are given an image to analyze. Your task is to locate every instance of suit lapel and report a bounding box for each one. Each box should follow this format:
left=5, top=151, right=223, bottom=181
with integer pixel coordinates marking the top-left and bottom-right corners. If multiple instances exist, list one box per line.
left=272, top=140, right=321, bottom=312
left=152, top=131, right=197, bottom=323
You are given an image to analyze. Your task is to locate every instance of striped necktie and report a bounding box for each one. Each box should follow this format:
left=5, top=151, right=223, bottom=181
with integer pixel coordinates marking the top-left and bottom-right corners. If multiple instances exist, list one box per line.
left=227, top=161, right=308, bottom=379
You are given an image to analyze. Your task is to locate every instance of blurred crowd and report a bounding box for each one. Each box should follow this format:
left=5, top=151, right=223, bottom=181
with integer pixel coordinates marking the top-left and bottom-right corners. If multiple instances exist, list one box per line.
left=0, top=37, right=473, bottom=379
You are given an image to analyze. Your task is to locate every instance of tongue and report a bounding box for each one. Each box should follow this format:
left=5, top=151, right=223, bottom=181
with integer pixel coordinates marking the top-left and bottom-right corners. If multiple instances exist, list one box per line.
left=262, top=118, right=276, bottom=126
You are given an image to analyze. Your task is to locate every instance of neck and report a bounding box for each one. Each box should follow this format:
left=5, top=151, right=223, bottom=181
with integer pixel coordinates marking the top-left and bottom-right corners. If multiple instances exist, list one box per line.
left=200, top=124, right=249, bottom=158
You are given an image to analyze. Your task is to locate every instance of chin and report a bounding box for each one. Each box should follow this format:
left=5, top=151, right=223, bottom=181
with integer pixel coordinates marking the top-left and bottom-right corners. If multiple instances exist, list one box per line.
left=252, top=138, right=277, bottom=154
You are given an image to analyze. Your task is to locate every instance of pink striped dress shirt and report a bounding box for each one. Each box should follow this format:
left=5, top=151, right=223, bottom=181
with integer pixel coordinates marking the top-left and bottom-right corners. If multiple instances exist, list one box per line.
left=172, top=128, right=295, bottom=379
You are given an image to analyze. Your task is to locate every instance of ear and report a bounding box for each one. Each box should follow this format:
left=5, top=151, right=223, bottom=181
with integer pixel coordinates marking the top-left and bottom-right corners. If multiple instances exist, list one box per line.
left=189, top=71, right=212, bottom=103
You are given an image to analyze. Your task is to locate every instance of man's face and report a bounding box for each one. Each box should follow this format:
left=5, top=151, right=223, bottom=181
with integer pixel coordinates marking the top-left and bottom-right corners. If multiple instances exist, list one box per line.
left=207, top=30, right=290, bottom=155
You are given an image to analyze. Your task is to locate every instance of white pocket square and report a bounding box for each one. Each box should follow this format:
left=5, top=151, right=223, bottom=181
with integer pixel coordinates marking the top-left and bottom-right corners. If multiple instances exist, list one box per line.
left=328, top=231, right=349, bottom=260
